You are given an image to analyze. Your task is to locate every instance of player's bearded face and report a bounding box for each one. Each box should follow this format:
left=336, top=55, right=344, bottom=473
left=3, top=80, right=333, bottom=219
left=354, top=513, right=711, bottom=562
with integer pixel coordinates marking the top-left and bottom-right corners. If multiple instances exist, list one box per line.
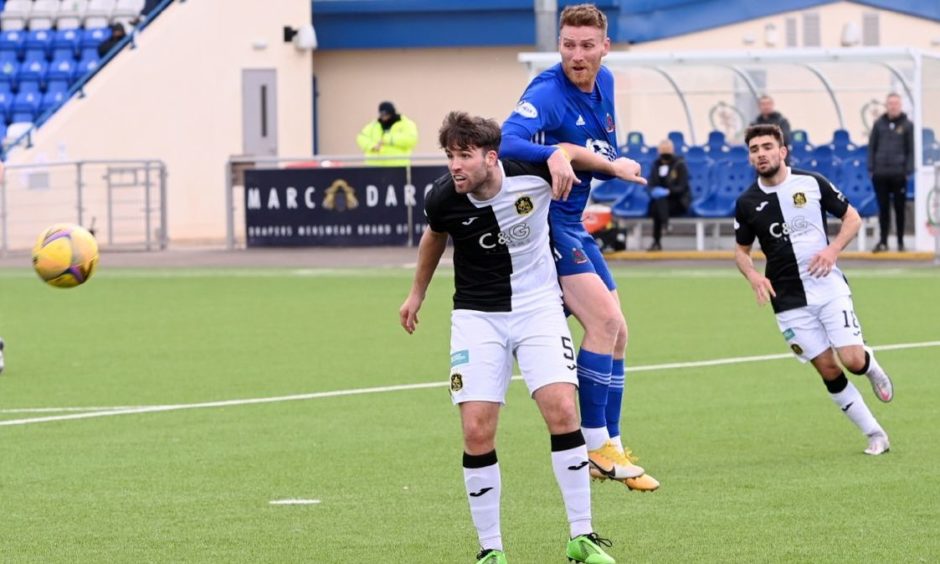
left=749, top=136, right=786, bottom=178
left=559, top=26, right=609, bottom=91
left=447, top=147, right=495, bottom=194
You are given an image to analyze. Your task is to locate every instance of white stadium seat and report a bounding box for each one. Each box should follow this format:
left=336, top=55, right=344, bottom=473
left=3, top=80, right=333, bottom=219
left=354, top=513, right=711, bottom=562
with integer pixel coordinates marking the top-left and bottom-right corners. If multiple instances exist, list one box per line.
left=56, top=0, right=89, bottom=30
left=111, top=0, right=145, bottom=26
left=1, top=0, right=33, bottom=31
left=28, top=0, right=61, bottom=31
left=83, top=0, right=117, bottom=29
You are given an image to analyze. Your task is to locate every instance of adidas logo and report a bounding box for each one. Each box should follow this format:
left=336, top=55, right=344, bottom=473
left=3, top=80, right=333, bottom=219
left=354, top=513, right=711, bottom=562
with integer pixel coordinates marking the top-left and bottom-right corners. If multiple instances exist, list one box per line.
left=576, top=115, right=585, bottom=126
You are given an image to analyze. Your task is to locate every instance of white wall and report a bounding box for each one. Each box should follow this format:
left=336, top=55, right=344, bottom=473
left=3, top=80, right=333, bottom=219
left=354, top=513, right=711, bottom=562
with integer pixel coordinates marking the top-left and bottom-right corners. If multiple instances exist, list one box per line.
left=5, top=0, right=313, bottom=247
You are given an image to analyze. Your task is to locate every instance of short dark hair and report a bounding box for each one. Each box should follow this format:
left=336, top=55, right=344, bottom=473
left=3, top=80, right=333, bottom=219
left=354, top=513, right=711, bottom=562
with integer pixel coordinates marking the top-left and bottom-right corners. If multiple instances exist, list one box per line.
left=438, top=111, right=501, bottom=154
left=745, top=124, right=784, bottom=147
left=560, top=3, right=607, bottom=34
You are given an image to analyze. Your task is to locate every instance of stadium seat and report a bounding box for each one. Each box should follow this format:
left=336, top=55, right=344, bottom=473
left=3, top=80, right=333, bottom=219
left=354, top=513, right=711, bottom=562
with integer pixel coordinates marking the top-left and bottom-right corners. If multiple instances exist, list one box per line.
left=28, top=0, right=60, bottom=30
left=0, top=59, right=18, bottom=92
left=0, top=29, right=24, bottom=59
left=16, top=59, right=46, bottom=93
left=726, top=145, right=748, bottom=163
left=0, top=0, right=31, bottom=31
left=0, top=90, right=12, bottom=123
left=79, top=26, right=110, bottom=58
left=111, top=0, right=144, bottom=26
left=55, top=0, right=88, bottom=30
left=45, top=57, right=74, bottom=91
left=610, top=183, right=651, bottom=219
left=39, top=89, right=67, bottom=114
left=11, top=89, right=40, bottom=122
left=923, top=127, right=940, bottom=165
left=830, top=129, right=857, bottom=158
left=807, top=145, right=839, bottom=184
left=23, top=29, right=53, bottom=62
left=789, top=129, right=813, bottom=162
left=590, top=178, right=632, bottom=204
left=691, top=160, right=753, bottom=217
left=51, top=28, right=80, bottom=60
left=667, top=130, right=689, bottom=156
left=704, top=130, right=730, bottom=157
left=838, top=158, right=878, bottom=217
left=83, top=0, right=116, bottom=29
left=71, top=56, right=98, bottom=82
left=684, top=147, right=714, bottom=213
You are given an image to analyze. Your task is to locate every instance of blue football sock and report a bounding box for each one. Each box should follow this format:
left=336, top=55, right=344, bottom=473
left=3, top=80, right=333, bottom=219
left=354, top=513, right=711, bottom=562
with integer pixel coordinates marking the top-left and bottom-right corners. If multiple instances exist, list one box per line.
left=606, top=358, right=625, bottom=439
left=577, top=348, right=612, bottom=430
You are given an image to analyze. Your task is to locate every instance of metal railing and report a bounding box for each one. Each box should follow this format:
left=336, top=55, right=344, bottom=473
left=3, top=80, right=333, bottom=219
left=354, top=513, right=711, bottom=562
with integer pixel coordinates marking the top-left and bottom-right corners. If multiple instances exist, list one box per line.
left=0, top=159, right=168, bottom=254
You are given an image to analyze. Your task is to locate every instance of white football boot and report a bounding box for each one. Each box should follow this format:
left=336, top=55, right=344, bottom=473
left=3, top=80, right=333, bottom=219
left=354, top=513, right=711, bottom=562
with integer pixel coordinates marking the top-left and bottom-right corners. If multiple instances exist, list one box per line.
left=864, top=431, right=890, bottom=455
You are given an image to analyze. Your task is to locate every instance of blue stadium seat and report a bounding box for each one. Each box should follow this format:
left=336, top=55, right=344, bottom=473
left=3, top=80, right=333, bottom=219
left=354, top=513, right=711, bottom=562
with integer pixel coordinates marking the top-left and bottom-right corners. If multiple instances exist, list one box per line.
left=691, top=160, right=753, bottom=217
left=0, top=29, right=24, bottom=60
left=0, top=59, right=18, bottom=92
left=79, top=27, right=111, bottom=59
left=704, top=130, right=730, bottom=157
left=684, top=147, right=714, bottom=213
left=788, top=129, right=813, bottom=162
left=610, top=183, right=651, bottom=220
left=726, top=145, right=748, bottom=162
left=23, top=29, right=52, bottom=62
left=72, top=56, right=99, bottom=82
left=39, top=89, right=67, bottom=114
left=906, top=176, right=914, bottom=200
left=923, top=127, right=940, bottom=165
left=667, top=130, right=689, bottom=156
left=590, top=178, right=632, bottom=204
left=16, top=58, right=46, bottom=93
left=51, top=29, right=81, bottom=60
left=0, top=90, right=12, bottom=123
left=837, top=158, right=878, bottom=217
left=806, top=145, right=840, bottom=183
left=11, top=89, right=39, bottom=122
left=45, top=57, right=74, bottom=92
left=830, top=128, right=857, bottom=159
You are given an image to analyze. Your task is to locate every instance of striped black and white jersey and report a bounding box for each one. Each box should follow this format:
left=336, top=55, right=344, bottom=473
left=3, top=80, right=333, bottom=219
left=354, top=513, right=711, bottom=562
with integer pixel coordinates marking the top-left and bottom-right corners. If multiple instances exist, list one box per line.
left=425, top=160, right=561, bottom=313
left=734, top=168, right=852, bottom=313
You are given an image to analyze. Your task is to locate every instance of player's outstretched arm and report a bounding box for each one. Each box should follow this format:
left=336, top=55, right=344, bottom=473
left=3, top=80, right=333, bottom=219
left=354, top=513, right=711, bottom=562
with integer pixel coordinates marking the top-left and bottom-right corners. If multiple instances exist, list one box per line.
left=735, top=243, right=776, bottom=306
left=808, top=205, right=860, bottom=278
left=400, top=228, right=449, bottom=334
left=558, top=143, right=647, bottom=187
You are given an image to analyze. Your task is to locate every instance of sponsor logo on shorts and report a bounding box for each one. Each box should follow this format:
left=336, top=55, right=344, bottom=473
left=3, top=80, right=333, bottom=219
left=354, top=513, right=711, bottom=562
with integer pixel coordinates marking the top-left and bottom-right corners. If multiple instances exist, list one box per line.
left=451, top=350, right=469, bottom=367
left=793, top=192, right=807, bottom=207
left=450, top=373, right=464, bottom=392
left=515, top=196, right=534, bottom=215
left=790, top=343, right=804, bottom=355
left=782, top=328, right=795, bottom=340
left=572, top=248, right=589, bottom=264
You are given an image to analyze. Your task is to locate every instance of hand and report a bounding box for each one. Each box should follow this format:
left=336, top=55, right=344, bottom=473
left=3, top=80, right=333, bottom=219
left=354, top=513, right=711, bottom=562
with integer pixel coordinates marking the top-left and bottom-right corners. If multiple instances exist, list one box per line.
left=610, top=157, right=647, bottom=185
left=399, top=294, right=423, bottom=334
left=748, top=272, right=776, bottom=306
left=547, top=149, right=578, bottom=201
left=808, top=246, right=838, bottom=278
left=371, top=141, right=383, bottom=152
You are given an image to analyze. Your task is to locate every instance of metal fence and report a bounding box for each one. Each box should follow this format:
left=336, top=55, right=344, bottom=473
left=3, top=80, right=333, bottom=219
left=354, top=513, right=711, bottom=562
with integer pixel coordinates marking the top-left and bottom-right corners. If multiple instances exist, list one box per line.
left=0, top=159, right=168, bottom=254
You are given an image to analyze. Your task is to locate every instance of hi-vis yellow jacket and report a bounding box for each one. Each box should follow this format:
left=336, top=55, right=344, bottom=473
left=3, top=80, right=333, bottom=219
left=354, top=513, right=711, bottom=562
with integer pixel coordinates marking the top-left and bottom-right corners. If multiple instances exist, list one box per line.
left=355, top=116, right=419, bottom=167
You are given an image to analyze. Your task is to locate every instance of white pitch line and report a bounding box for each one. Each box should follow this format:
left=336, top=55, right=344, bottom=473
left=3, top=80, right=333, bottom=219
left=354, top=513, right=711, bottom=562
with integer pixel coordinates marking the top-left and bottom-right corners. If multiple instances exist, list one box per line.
left=269, top=499, right=321, bottom=506
left=2, top=340, right=938, bottom=428
left=0, top=406, right=145, bottom=414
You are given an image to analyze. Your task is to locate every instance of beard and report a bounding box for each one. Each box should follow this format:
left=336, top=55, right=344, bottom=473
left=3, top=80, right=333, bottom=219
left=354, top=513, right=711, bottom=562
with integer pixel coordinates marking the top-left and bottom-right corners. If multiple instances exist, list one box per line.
left=757, top=162, right=781, bottom=179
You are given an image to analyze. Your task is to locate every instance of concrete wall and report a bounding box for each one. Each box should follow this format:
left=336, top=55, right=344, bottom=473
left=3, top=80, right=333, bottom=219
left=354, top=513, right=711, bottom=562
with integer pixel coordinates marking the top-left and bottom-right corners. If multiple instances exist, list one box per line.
left=4, top=0, right=313, bottom=248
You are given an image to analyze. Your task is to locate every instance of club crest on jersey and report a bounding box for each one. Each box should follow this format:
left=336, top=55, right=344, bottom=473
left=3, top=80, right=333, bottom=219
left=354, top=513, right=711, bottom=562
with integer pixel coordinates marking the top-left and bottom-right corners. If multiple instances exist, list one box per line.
left=793, top=192, right=807, bottom=207
left=450, top=373, right=463, bottom=392
left=605, top=113, right=615, bottom=133
left=515, top=196, right=534, bottom=215
left=790, top=343, right=804, bottom=355
left=514, top=101, right=538, bottom=119
left=572, top=248, right=589, bottom=264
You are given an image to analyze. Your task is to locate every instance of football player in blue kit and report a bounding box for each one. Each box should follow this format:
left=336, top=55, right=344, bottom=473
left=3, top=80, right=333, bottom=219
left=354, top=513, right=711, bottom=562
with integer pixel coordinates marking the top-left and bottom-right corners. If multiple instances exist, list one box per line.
left=500, top=3, right=658, bottom=491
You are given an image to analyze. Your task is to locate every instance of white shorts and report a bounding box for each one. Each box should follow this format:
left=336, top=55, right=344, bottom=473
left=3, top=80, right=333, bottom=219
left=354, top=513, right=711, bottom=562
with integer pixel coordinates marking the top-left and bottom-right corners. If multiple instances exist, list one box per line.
left=774, top=295, right=865, bottom=363
left=448, top=306, right=578, bottom=405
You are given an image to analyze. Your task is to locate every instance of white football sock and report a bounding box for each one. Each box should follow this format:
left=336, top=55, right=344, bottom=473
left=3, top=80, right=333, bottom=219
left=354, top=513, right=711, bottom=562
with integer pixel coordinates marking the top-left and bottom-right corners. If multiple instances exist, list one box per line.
left=830, top=381, right=883, bottom=436
left=609, top=435, right=623, bottom=452
left=464, top=458, right=502, bottom=551
left=551, top=434, right=593, bottom=538
left=581, top=426, right=610, bottom=451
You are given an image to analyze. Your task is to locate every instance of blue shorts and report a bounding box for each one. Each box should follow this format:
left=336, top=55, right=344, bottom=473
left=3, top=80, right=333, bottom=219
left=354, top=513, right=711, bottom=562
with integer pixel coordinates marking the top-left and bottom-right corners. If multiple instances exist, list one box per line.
left=551, top=220, right=617, bottom=291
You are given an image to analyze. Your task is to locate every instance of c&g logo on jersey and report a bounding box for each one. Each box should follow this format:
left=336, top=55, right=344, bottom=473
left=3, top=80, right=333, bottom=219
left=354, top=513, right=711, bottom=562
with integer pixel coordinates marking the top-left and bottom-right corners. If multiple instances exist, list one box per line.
left=769, top=215, right=809, bottom=238
left=479, top=223, right=532, bottom=249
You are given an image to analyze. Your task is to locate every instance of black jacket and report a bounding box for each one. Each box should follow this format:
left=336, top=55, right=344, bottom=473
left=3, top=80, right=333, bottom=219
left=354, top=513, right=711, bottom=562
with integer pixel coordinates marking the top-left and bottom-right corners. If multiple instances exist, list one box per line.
left=868, top=112, right=914, bottom=176
left=751, top=112, right=792, bottom=147
left=647, top=155, right=690, bottom=211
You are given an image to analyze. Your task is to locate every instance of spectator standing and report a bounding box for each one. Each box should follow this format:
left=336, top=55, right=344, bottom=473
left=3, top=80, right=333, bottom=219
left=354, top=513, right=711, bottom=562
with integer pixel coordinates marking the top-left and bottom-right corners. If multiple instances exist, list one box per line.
left=867, top=92, right=914, bottom=252
left=356, top=101, right=419, bottom=167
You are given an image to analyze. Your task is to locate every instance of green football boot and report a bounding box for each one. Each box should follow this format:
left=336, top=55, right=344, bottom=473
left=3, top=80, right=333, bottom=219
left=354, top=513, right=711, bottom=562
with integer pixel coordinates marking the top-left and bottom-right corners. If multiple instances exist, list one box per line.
left=566, top=533, right=615, bottom=564
left=475, top=548, right=507, bottom=564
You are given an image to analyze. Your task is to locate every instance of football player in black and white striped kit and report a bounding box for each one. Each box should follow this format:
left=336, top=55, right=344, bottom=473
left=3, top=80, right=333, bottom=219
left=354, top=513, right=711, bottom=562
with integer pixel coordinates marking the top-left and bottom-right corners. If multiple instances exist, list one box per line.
left=400, top=112, right=644, bottom=564
left=735, top=124, right=894, bottom=456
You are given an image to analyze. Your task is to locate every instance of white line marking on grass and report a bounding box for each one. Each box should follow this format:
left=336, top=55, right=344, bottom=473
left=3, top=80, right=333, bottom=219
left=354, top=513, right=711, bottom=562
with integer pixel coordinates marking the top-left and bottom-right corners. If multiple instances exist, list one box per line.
left=269, top=499, right=321, bottom=505
left=0, top=406, right=143, bottom=414
left=2, top=341, right=938, bottom=428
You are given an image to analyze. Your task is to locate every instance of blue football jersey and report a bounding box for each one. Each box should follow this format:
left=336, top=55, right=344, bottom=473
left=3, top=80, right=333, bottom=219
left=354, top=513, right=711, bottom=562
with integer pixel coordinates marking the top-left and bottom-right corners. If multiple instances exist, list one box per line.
left=501, top=63, right=619, bottom=223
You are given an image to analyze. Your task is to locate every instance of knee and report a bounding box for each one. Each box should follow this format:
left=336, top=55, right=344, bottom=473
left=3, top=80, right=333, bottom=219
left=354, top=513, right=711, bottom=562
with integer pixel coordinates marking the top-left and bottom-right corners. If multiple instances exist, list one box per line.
left=585, top=311, right=623, bottom=342
left=837, top=347, right=866, bottom=373
left=463, top=424, right=495, bottom=453
left=545, top=400, right=579, bottom=434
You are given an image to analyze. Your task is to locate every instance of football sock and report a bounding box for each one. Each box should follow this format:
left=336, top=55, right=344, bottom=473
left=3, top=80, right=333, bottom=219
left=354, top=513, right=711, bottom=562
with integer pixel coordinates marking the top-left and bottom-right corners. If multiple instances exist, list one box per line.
left=577, top=348, right=612, bottom=450
left=606, top=358, right=625, bottom=441
left=609, top=435, right=623, bottom=452
left=550, top=431, right=593, bottom=538
left=825, top=373, right=882, bottom=436
left=463, top=450, right=502, bottom=552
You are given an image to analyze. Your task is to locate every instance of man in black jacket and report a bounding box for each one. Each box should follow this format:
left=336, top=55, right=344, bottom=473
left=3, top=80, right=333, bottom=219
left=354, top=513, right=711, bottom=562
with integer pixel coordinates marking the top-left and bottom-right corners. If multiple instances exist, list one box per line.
left=867, top=93, right=914, bottom=252
left=646, top=139, right=689, bottom=251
